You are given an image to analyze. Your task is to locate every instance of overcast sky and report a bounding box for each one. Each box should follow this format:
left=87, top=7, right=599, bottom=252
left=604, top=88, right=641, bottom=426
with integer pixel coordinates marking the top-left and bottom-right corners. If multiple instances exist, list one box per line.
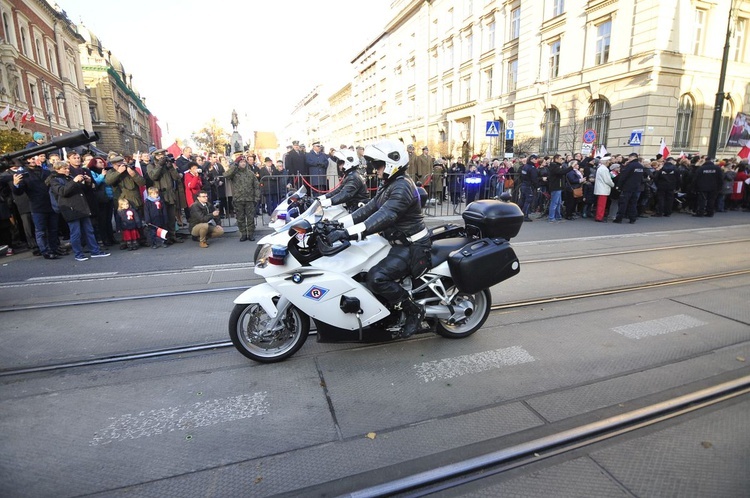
left=58, top=0, right=391, bottom=144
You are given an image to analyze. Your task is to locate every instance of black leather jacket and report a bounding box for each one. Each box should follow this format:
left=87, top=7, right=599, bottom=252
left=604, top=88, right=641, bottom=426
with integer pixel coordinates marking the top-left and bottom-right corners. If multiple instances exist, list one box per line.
left=326, top=169, right=369, bottom=212
left=350, top=173, right=425, bottom=241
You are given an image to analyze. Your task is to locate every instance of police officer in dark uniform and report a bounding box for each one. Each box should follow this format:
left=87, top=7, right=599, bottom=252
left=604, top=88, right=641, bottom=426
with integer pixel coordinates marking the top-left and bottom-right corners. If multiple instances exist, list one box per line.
left=318, top=149, right=369, bottom=212
left=653, top=157, right=680, bottom=217
left=328, top=140, right=431, bottom=338
left=519, top=154, right=539, bottom=221
left=691, top=158, right=723, bottom=217
left=613, top=152, right=644, bottom=224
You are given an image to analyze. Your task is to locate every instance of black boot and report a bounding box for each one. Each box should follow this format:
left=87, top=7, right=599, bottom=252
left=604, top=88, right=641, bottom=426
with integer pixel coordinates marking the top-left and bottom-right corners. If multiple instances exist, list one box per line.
left=398, top=298, right=426, bottom=338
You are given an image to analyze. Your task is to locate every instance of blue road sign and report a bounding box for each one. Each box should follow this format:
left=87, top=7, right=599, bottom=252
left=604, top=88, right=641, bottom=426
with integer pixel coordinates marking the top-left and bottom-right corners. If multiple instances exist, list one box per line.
left=628, top=130, right=643, bottom=146
left=486, top=121, right=500, bottom=137
left=583, top=129, right=597, bottom=144
left=505, top=129, right=515, bottom=141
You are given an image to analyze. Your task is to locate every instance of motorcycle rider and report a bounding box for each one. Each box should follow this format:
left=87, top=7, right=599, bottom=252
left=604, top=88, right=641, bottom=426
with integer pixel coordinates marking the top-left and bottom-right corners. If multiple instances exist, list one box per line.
left=318, top=149, right=369, bottom=212
left=328, top=140, right=431, bottom=338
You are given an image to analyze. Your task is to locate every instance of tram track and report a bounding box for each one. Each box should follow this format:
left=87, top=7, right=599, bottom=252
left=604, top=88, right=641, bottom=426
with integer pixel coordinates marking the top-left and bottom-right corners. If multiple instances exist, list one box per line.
left=1, top=237, right=748, bottom=313
left=2, top=267, right=748, bottom=377
left=287, top=374, right=750, bottom=497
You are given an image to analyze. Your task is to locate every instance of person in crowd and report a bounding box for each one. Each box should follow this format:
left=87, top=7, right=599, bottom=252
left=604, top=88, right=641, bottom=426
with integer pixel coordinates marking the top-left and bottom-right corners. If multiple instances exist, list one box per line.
left=305, top=141, right=329, bottom=193
left=88, top=156, right=116, bottom=247
left=143, top=186, right=169, bottom=249
left=563, top=159, right=583, bottom=220
left=284, top=140, right=307, bottom=184
left=223, top=158, right=260, bottom=241
left=581, top=173, right=596, bottom=219
left=105, top=154, right=146, bottom=247
left=414, top=146, right=432, bottom=183
left=189, top=190, right=224, bottom=248
left=593, top=161, right=616, bottom=222
left=519, top=154, right=538, bottom=221
left=183, top=161, right=203, bottom=210
left=12, top=154, right=63, bottom=259
left=116, top=197, right=142, bottom=251
left=328, top=140, right=431, bottom=339
left=219, top=155, right=234, bottom=217
left=613, top=153, right=644, bottom=224
left=448, top=161, right=465, bottom=214
left=257, top=157, right=274, bottom=214
left=47, top=161, right=110, bottom=261
left=176, top=146, right=193, bottom=173
left=652, top=157, right=679, bottom=217
left=147, top=148, right=183, bottom=244
left=547, top=154, right=572, bottom=223
left=0, top=160, right=37, bottom=254
left=318, top=149, right=369, bottom=212
left=731, top=163, right=748, bottom=210
left=718, top=162, right=736, bottom=213
left=326, top=147, right=339, bottom=190
left=691, top=157, right=722, bottom=217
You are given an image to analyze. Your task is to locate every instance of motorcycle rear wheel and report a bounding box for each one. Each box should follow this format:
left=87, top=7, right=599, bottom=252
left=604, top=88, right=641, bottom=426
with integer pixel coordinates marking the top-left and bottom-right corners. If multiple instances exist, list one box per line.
left=435, top=288, right=491, bottom=339
left=229, top=302, right=310, bottom=363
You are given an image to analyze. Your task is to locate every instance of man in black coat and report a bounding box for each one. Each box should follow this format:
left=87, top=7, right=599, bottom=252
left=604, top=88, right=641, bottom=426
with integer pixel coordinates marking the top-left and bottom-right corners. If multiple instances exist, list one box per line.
left=519, top=155, right=539, bottom=221
left=613, top=153, right=644, bottom=224
left=691, top=158, right=723, bottom=217
left=284, top=141, right=307, bottom=186
left=653, top=157, right=680, bottom=217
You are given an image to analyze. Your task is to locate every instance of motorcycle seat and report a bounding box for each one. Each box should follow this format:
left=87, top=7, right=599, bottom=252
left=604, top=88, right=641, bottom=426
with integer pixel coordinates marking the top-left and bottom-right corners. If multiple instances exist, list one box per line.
left=430, top=237, right=472, bottom=267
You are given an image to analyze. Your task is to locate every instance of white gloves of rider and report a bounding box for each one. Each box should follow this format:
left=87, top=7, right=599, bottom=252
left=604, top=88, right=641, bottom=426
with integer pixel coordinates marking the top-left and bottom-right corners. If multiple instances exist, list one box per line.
left=318, top=196, right=332, bottom=207
left=346, top=223, right=367, bottom=241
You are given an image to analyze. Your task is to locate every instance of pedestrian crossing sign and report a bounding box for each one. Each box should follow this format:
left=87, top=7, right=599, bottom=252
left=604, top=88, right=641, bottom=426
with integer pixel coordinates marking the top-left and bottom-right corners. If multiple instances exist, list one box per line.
left=486, top=121, right=501, bottom=137
left=629, top=130, right=644, bottom=146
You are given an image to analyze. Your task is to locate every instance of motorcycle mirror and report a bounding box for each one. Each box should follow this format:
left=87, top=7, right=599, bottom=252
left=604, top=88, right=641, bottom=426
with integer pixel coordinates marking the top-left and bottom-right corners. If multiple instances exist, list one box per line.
left=288, top=219, right=312, bottom=236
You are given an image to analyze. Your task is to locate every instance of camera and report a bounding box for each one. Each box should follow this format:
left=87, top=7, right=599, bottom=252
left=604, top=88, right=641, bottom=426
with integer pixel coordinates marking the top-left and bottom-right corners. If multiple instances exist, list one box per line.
left=16, top=166, right=29, bottom=176
left=213, top=200, right=220, bottom=209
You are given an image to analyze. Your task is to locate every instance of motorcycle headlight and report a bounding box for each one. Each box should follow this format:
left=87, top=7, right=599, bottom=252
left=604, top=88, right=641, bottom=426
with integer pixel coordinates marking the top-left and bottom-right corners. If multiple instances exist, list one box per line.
left=255, top=244, right=273, bottom=268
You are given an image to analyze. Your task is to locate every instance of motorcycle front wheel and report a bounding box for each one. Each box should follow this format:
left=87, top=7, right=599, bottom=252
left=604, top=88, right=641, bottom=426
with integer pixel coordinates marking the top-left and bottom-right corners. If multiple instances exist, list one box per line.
left=435, top=288, right=492, bottom=339
left=229, top=302, right=310, bottom=363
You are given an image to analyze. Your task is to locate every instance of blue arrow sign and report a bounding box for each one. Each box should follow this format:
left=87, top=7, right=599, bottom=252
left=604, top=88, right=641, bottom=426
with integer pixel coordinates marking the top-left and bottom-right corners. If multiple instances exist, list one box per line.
left=486, top=121, right=500, bottom=137
left=628, top=130, right=643, bottom=146
left=505, top=129, right=515, bottom=141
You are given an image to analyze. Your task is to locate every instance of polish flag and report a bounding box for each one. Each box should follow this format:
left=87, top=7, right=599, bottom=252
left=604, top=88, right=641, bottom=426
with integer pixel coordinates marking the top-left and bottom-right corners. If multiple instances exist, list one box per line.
left=738, top=146, right=750, bottom=160
left=0, top=105, right=9, bottom=121
left=28, top=113, right=36, bottom=123
left=166, top=141, right=181, bottom=157
left=156, top=227, right=169, bottom=240
left=659, top=138, right=670, bottom=159
left=5, top=109, right=16, bottom=122
left=598, top=145, right=608, bottom=158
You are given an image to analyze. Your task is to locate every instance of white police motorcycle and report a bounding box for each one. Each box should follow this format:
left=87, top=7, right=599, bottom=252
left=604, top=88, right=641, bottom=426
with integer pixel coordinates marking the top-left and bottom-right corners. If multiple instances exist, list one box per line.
left=229, top=193, right=524, bottom=363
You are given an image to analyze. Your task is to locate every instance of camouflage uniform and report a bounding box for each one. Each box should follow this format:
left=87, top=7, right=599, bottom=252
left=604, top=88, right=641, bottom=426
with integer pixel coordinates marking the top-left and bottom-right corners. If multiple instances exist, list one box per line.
left=224, top=164, right=261, bottom=239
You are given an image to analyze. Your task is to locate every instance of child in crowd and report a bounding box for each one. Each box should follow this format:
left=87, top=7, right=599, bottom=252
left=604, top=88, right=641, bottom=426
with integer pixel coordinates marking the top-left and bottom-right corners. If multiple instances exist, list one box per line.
left=116, top=198, right=142, bottom=251
left=143, top=186, right=169, bottom=249
left=582, top=174, right=596, bottom=218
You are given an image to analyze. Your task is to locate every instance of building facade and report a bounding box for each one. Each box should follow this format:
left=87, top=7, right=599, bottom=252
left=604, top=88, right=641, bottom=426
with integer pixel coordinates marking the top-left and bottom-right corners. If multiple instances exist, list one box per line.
left=341, top=0, right=749, bottom=161
left=77, top=25, right=154, bottom=156
left=0, top=0, right=92, bottom=142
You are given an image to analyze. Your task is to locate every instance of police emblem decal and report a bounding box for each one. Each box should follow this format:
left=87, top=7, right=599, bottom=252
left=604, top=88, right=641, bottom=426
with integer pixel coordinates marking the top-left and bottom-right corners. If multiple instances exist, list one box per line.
left=303, top=286, right=329, bottom=301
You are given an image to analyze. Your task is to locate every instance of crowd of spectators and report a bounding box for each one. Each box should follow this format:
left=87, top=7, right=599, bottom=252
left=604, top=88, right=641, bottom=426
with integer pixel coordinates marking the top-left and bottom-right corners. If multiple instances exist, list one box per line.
left=1, top=140, right=747, bottom=261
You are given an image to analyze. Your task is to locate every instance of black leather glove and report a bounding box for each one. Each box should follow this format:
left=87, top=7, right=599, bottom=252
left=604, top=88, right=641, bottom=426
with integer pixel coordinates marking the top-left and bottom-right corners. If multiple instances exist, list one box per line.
left=327, top=229, right=350, bottom=244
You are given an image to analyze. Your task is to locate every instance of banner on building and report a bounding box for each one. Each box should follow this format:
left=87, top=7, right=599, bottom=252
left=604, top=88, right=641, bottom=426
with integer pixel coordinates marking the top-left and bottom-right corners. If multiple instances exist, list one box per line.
left=726, top=112, right=750, bottom=147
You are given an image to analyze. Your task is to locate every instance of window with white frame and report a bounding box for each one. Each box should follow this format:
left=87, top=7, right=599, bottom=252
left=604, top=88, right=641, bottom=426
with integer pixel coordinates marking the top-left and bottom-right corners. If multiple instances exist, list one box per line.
left=430, top=48, right=438, bottom=77
left=552, top=0, right=564, bottom=17
left=444, top=83, right=453, bottom=108
left=549, top=40, right=560, bottom=78
left=486, top=20, right=495, bottom=51
left=48, top=47, right=58, bottom=76
left=673, top=94, right=694, bottom=148
left=35, top=36, right=45, bottom=67
left=541, top=107, right=560, bottom=155
left=484, top=67, right=494, bottom=99
left=430, top=89, right=437, bottom=115
left=445, top=43, right=454, bottom=71
left=510, top=8, right=520, bottom=40
left=2, top=12, right=17, bottom=49
left=584, top=99, right=611, bottom=146
left=733, top=18, right=746, bottom=61
left=595, top=20, right=611, bottom=65
left=507, top=59, right=518, bottom=92
left=693, top=9, right=706, bottom=55
left=20, top=26, right=30, bottom=56
left=29, top=81, right=40, bottom=107
left=461, top=74, right=472, bottom=102
left=718, top=99, right=733, bottom=147
left=463, top=32, right=473, bottom=61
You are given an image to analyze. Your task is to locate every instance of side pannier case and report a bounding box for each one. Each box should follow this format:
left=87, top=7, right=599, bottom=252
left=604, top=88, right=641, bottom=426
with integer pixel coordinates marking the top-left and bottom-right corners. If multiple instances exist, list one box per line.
left=448, top=238, right=520, bottom=294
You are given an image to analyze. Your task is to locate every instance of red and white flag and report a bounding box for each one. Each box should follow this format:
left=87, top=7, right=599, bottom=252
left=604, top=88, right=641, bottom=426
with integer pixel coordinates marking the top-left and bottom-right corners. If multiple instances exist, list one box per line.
left=156, top=227, right=169, bottom=240
left=0, top=105, right=9, bottom=121
left=28, top=113, right=36, bottom=124
left=598, top=145, right=608, bottom=158
left=659, top=138, right=670, bottom=159
left=738, top=146, right=750, bottom=160
left=20, top=110, right=30, bottom=123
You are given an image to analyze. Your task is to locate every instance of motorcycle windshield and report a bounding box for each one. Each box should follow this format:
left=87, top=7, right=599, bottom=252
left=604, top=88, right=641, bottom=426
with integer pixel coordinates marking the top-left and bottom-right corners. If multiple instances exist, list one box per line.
left=273, top=199, right=324, bottom=233
left=269, top=186, right=309, bottom=225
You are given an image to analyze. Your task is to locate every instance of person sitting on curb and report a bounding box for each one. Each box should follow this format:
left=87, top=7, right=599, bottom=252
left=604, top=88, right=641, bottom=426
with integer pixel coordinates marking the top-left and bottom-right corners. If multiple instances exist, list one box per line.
left=188, top=190, right=224, bottom=248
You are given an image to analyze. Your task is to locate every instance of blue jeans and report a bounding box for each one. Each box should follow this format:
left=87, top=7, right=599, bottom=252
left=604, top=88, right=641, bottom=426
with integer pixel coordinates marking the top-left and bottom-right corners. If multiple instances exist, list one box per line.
left=548, top=190, right=563, bottom=221
left=31, top=212, right=60, bottom=255
left=68, top=216, right=103, bottom=258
